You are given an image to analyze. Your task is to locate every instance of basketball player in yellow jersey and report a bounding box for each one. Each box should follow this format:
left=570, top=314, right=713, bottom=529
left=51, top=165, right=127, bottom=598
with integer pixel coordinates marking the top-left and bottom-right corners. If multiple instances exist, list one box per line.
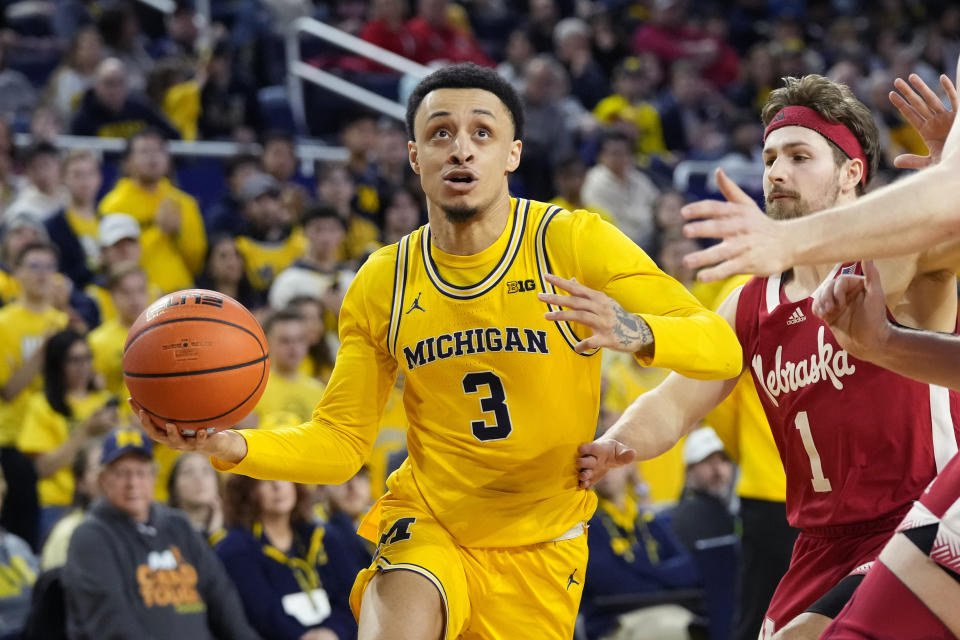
left=139, top=63, right=742, bottom=640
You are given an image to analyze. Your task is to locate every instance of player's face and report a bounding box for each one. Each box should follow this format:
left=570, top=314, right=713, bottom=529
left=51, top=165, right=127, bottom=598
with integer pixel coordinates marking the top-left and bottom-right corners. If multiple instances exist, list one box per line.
left=410, top=88, right=521, bottom=224
left=762, top=126, right=844, bottom=221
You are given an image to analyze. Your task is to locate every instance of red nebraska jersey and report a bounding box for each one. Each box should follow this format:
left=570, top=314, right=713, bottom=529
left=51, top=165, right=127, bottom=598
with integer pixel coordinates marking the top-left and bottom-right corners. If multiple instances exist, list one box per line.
left=736, top=264, right=960, bottom=530
left=898, top=450, right=960, bottom=575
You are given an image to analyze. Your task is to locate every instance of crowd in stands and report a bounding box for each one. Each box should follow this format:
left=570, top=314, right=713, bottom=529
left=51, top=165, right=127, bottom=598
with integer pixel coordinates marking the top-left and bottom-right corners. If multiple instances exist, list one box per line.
left=0, top=0, right=955, bottom=638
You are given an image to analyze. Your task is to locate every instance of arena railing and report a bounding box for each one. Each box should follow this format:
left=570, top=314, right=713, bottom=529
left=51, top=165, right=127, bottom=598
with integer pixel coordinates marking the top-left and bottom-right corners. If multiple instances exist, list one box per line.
left=14, top=133, right=349, bottom=164
left=286, top=17, right=431, bottom=133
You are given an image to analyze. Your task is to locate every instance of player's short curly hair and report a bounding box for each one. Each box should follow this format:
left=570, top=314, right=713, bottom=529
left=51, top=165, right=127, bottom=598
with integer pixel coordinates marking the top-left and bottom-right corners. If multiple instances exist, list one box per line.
left=762, top=75, right=880, bottom=195
left=405, top=62, right=524, bottom=142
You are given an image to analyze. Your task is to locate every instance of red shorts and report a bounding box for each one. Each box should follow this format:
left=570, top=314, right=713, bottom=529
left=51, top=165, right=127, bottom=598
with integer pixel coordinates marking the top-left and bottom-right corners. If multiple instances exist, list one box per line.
left=761, top=514, right=903, bottom=635
left=820, top=560, right=953, bottom=639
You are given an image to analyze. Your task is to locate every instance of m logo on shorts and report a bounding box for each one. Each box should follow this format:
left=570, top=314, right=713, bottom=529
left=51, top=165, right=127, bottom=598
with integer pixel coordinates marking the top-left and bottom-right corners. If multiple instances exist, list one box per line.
left=378, top=517, right=417, bottom=548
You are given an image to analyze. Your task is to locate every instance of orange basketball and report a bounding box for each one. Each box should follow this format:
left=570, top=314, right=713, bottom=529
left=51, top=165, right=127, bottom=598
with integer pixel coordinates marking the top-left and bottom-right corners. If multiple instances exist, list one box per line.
left=123, top=289, right=269, bottom=435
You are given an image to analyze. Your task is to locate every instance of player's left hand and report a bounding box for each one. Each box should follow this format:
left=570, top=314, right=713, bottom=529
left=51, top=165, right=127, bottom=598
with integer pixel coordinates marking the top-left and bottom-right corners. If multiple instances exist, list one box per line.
left=540, top=274, right=653, bottom=354
left=889, top=73, right=959, bottom=169
left=575, top=438, right=636, bottom=489
left=812, top=260, right=891, bottom=361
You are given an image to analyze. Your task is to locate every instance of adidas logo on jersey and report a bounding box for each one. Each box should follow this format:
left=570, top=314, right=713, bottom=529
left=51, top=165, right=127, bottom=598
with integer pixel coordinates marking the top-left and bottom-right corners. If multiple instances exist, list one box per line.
left=786, top=307, right=806, bottom=325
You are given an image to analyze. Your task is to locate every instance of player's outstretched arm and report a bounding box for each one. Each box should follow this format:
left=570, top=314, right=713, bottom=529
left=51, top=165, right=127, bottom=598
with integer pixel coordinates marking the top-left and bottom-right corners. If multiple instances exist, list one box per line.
left=682, top=58, right=960, bottom=281
left=813, top=261, right=960, bottom=391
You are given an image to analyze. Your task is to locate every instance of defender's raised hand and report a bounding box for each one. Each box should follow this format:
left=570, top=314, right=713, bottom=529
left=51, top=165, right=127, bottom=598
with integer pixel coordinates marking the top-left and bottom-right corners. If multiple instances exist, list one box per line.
left=681, top=169, right=790, bottom=281
left=540, top=274, right=653, bottom=356
left=889, top=73, right=959, bottom=169
left=812, top=261, right=891, bottom=362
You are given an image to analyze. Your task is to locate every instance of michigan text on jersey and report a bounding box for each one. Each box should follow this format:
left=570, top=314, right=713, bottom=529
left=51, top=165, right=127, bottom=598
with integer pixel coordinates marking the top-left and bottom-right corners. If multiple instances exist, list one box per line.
left=402, top=327, right=549, bottom=371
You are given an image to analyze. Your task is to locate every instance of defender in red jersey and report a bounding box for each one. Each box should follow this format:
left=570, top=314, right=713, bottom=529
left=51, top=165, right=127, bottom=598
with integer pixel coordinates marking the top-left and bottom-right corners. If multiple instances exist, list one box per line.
left=542, top=73, right=960, bottom=639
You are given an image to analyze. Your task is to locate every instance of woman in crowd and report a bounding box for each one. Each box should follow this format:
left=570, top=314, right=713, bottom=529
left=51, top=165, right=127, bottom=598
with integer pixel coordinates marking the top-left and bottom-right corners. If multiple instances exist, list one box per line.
left=167, top=451, right=225, bottom=544
left=215, top=475, right=363, bottom=640
left=16, top=330, right=116, bottom=539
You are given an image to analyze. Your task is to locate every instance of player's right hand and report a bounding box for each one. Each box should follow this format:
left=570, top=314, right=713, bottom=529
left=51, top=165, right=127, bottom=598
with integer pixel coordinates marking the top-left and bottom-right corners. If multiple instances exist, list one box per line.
left=680, top=169, right=790, bottom=282
left=812, top=260, right=891, bottom=362
left=889, top=72, right=959, bottom=169
left=575, top=438, right=636, bottom=490
left=129, top=398, right=247, bottom=463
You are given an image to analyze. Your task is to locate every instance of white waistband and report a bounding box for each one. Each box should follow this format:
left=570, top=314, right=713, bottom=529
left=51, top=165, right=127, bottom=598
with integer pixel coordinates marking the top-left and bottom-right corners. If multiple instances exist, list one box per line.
left=550, top=521, right=587, bottom=542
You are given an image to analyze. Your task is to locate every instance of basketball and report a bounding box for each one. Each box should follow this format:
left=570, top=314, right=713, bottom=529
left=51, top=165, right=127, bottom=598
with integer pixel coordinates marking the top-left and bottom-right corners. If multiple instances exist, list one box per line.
left=122, top=289, right=270, bottom=435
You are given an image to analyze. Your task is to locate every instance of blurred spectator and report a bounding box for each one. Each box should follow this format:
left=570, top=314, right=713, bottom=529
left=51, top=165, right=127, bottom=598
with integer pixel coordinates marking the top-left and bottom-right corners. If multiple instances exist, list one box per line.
left=5, top=142, right=68, bottom=223
left=0, top=465, right=37, bottom=640
left=97, top=4, right=154, bottom=92
left=553, top=17, right=610, bottom=110
left=70, top=58, right=180, bottom=139
left=0, top=243, right=68, bottom=450
left=155, top=4, right=201, bottom=60
left=316, top=163, right=379, bottom=263
left=85, top=214, right=163, bottom=323
left=632, top=0, right=739, bottom=90
left=206, top=153, right=262, bottom=237
left=867, top=69, right=928, bottom=170
left=549, top=156, right=612, bottom=223
left=713, top=118, right=765, bottom=195
left=656, top=60, right=718, bottom=155
left=379, top=186, right=422, bottom=245
left=524, top=0, right=559, bottom=53
left=518, top=55, right=580, bottom=199
left=0, top=216, right=46, bottom=305
left=406, top=0, right=494, bottom=66
left=581, top=462, right=701, bottom=640
left=39, top=438, right=102, bottom=570
left=497, top=28, right=535, bottom=93
left=0, top=121, right=19, bottom=214
left=373, top=120, right=413, bottom=192
left=0, top=43, right=38, bottom=124
left=593, top=56, right=669, bottom=163
left=62, top=427, right=261, bottom=640
left=588, top=9, right=632, bottom=79
left=321, top=466, right=373, bottom=570
left=29, top=106, right=63, bottom=144
left=358, top=0, right=417, bottom=65
left=195, top=234, right=265, bottom=310
left=99, top=130, right=206, bottom=292
left=88, top=262, right=149, bottom=406
left=669, top=426, right=736, bottom=554
left=340, top=111, right=383, bottom=221
left=288, top=296, right=336, bottom=382
left=581, top=131, right=659, bottom=252
left=167, top=452, right=224, bottom=544
left=253, top=309, right=325, bottom=430
left=233, top=172, right=306, bottom=291
left=215, top=475, right=361, bottom=640
left=17, top=329, right=117, bottom=539
left=43, top=26, right=104, bottom=125
left=262, top=131, right=311, bottom=219
left=44, top=150, right=103, bottom=289
left=269, top=205, right=354, bottom=310
left=146, top=58, right=201, bottom=141
left=199, top=43, right=260, bottom=141
left=652, top=189, right=686, bottom=240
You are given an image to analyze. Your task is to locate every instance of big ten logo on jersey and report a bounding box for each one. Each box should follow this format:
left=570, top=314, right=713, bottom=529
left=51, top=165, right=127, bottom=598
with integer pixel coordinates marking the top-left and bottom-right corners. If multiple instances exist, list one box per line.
left=135, top=545, right=204, bottom=612
left=506, top=279, right=536, bottom=294
left=146, top=292, right=224, bottom=321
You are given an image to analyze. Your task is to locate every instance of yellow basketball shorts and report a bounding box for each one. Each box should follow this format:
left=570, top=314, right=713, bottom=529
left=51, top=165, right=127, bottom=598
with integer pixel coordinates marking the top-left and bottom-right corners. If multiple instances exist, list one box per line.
left=349, top=496, right=589, bottom=639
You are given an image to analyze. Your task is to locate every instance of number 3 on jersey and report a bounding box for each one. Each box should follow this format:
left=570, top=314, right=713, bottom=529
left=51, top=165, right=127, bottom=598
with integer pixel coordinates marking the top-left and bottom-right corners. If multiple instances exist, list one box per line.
left=795, top=411, right=832, bottom=493
left=462, top=371, right=513, bottom=441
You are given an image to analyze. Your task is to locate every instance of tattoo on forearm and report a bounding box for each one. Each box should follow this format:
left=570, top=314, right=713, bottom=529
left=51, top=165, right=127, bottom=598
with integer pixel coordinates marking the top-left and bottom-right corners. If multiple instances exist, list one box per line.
left=612, top=304, right=654, bottom=355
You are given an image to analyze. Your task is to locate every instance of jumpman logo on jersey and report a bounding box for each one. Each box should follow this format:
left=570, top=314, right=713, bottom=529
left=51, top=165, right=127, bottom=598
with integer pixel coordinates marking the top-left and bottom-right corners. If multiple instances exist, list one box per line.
left=566, top=569, right=580, bottom=590
left=406, top=292, right=426, bottom=314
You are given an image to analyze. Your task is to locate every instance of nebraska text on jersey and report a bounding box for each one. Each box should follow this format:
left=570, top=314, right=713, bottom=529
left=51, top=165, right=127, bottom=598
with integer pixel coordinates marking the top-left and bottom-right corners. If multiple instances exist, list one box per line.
left=752, top=325, right=856, bottom=407
left=402, top=327, right=549, bottom=370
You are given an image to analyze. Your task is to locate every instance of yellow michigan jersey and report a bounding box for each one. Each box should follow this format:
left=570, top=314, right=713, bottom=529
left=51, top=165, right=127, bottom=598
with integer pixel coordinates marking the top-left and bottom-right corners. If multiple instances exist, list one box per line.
left=235, top=229, right=307, bottom=291
left=253, top=371, right=325, bottom=429
left=215, top=198, right=742, bottom=548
